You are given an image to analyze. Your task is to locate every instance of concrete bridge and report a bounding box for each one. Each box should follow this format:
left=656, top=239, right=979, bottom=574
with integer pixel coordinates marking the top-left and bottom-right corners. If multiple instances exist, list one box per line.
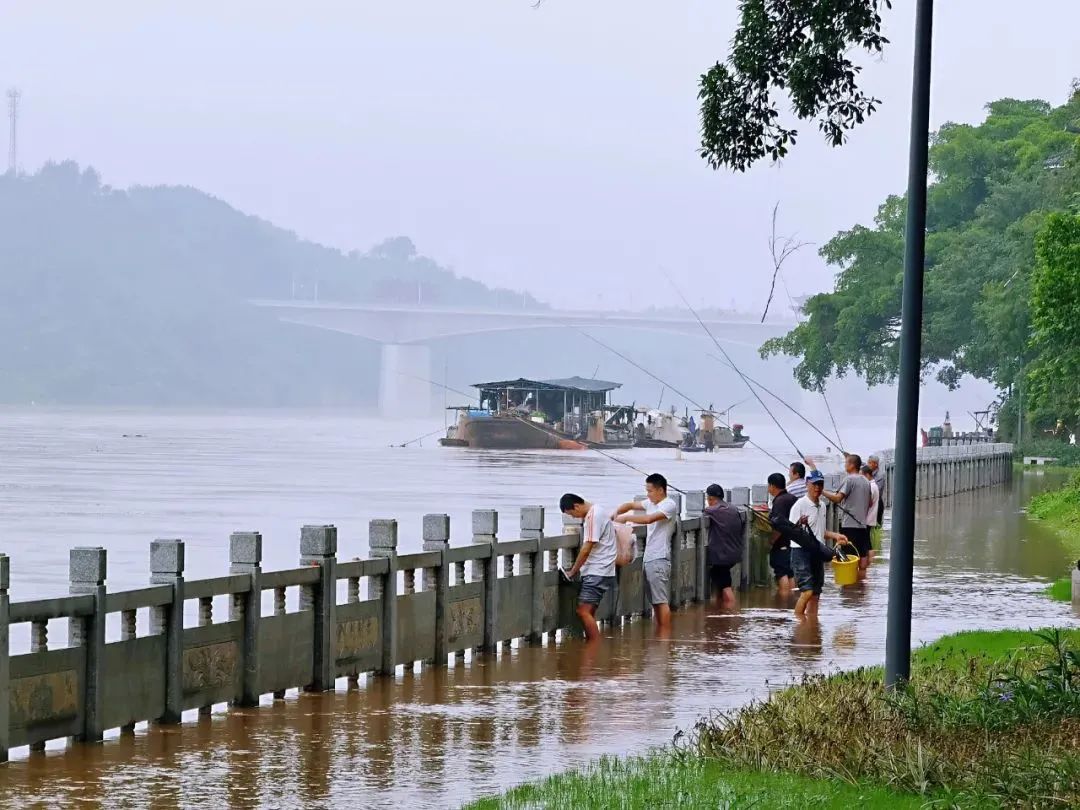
left=251, top=300, right=796, bottom=417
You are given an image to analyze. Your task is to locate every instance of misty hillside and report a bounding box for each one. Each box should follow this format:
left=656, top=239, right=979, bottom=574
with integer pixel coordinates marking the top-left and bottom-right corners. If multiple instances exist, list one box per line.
left=0, top=162, right=542, bottom=406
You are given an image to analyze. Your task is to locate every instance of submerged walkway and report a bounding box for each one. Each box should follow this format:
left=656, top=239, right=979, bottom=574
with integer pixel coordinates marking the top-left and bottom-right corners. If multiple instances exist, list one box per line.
left=1, top=477, right=1076, bottom=808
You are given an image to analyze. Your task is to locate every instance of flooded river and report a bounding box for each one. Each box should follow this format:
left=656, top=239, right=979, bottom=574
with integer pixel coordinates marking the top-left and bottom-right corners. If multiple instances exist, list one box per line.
left=0, top=410, right=1076, bottom=808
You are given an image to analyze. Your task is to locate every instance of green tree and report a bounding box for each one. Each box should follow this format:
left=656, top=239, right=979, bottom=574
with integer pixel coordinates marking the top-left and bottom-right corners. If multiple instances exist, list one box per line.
left=760, top=91, right=1080, bottom=400
left=698, top=0, right=892, bottom=171
left=1027, top=212, right=1080, bottom=433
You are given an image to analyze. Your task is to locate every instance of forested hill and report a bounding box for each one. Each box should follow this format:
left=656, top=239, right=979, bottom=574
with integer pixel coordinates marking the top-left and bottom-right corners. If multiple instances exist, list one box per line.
left=0, top=162, right=542, bottom=406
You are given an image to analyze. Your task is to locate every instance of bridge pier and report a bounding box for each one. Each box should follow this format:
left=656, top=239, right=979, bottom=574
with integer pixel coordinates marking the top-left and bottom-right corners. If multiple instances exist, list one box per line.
left=379, top=343, right=433, bottom=418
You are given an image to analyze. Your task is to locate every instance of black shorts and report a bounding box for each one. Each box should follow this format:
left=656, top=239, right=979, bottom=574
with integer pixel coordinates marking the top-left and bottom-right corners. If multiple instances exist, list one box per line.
left=709, top=564, right=734, bottom=592
left=769, top=545, right=793, bottom=581
left=845, top=527, right=872, bottom=558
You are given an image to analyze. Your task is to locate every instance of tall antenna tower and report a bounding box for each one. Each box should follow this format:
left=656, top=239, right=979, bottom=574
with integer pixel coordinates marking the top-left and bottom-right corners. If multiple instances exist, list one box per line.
left=6, top=88, right=20, bottom=174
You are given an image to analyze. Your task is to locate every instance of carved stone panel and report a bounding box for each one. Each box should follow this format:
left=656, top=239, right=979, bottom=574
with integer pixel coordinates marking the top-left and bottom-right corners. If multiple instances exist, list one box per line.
left=448, top=597, right=481, bottom=642
left=182, top=642, right=238, bottom=693
left=336, top=617, right=379, bottom=660
left=10, top=670, right=78, bottom=727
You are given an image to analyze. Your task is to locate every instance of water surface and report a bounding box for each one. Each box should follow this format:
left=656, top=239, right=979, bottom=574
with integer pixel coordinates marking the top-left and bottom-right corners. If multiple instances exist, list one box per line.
left=0, top=410, right=1074, bottom=808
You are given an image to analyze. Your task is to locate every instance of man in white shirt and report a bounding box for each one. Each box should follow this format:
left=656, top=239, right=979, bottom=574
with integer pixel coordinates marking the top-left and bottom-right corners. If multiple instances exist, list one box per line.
left=788, top=470, right=848, bottom=618
left=560, top=493, right=618, bottom=642
left=614, top=472, right=677, bottom=631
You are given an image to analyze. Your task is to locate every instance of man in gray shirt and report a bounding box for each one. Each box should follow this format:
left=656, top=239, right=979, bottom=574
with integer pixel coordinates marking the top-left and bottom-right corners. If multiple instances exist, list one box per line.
left=824, top=453, right=872, bottom=577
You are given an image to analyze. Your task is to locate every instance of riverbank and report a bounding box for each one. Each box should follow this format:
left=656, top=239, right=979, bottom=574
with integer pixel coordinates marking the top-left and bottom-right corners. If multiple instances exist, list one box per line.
left=469, top=628, right=1080, bottom=809
left=1027, top=471, right=1080, bottom=601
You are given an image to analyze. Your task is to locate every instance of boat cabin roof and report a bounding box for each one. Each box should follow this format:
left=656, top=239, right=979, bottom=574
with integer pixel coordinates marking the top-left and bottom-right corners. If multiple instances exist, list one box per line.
left=472, top=376, right=622, bottom=393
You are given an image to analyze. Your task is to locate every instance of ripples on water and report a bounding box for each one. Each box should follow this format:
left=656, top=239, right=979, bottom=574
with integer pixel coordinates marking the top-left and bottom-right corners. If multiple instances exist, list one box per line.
left=0, top=410, right=1076, bottom=807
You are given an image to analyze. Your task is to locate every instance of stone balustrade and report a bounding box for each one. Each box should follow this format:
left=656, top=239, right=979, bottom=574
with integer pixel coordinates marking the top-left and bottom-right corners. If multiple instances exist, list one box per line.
left=0, top=443, right=1012, bottom=761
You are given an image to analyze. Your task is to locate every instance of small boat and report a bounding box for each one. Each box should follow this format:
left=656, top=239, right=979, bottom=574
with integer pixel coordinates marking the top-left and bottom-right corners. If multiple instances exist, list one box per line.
left=633, top=407, right=688, bottom=448
left=681, top=408, right=750, bottom=451
left=440, top=376, right=634, bottom=450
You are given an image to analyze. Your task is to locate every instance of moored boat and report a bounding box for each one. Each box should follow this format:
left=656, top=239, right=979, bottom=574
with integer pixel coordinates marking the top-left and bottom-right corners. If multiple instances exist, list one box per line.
left=440, top=376, right=634, bottom=450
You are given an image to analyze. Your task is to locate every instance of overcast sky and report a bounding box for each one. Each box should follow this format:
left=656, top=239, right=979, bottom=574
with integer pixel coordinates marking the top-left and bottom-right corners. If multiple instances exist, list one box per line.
left=2, top=1, right=1078, bottom=314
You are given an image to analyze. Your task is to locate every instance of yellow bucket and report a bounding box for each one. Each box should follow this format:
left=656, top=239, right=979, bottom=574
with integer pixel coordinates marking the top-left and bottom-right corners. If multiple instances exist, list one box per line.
left=831, top=549, right=860, bottom=586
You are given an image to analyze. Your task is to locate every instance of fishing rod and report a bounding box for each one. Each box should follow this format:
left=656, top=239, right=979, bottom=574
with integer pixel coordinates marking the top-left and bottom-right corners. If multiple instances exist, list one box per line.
left=665, top=275, right=869, bottom=528
left=703, top=351, right=846, bottom=453
left=663, top=270, right=806, bottom=461
left=573, top=328, right=789, bottom=468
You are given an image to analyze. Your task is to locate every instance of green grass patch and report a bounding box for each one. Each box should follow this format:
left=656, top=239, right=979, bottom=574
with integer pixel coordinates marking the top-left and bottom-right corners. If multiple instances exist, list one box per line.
left=689, top=629, right=1080, bottom=807
left=1027, top=471, right=1080, bottom=602
left=470, top=629, right=1080, bottom=809
left=468, top=754, right=924, bottom=809
left=1046, top=576, right=1072, bottom=602
left=913, top=627, right=1080, bottom=666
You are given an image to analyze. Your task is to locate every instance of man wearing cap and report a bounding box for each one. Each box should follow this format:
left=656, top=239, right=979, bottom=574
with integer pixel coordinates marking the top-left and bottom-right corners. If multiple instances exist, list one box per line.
left=703, top=484, right=745, bottom=608
left=789, top=469, right=849, bottom=617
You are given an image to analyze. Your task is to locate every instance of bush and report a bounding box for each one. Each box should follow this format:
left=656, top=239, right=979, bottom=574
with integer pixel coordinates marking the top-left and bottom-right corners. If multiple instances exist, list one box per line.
left=682, top=630, right=1080, bottom=807
left=1017, top=440, right=1080, bottom=467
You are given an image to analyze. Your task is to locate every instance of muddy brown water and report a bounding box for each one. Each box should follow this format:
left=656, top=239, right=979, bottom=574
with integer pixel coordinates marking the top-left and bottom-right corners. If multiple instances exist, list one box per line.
left=0, top=411, right=1076, bottom=808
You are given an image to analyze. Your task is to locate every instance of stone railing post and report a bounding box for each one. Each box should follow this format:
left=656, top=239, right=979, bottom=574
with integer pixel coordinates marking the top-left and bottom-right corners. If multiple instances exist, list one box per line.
left=229, top=531, right=262, bottom=706
left=685, top=492, right=707, bottom=603
left=422, top=514, right=450, bottom=667
left=561, top=512, right=582, bottom=569
left=520, top=506, right=545, bottom=645
left=300, top=525, right=337, bottom=692
left=150, top=539, right=184, bottom=724
left=369, top=519, right=398, bottom=676
left=70, top=547, right=106, bottom=742
left=472, top=510, right=498, bottom=654
left=751, top=484, right=769, bottom=506
left=0, top=554, right=9, bottom=763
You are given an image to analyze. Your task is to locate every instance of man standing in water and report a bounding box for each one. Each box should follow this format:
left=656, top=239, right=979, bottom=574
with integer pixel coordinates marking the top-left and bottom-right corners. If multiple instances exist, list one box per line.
left=824, top=454, right=872, bottom=575
left=867, top=454, right=886, bottom=556
left=615, top=473, right=677, bottom=630
left=862, top=464, right=881, bottom=560
left=790, top=470, right=848, bottom=617
left=703, top=483, right=744, bottom=608
left=559, top=493, right=618, bottom=642
left=766, top=472, right=796, bottom=594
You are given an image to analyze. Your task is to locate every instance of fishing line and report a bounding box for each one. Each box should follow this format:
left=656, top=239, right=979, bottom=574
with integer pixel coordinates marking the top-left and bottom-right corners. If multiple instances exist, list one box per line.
left=505, top=419, right=691, bottom=494
left=703, top=352, right=846, bottom=453
left=573, top=328, right=788, bottom=468
left=820, top=383, right=846, bottom=454
left=662, top=270, right=806, bottom=461
left=394, top=428, right=445, bottom=448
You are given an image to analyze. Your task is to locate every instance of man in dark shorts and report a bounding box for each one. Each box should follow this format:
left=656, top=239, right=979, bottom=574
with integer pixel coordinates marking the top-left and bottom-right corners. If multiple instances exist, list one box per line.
left=560, top=493, right=618, bottom=642
left=766, top=472, right=796, bottom=594
left=703, top=483, right=744, bottom=607
left=824, top=454, right=872, bottom=577
left=790, top=470, right=848, bottom=617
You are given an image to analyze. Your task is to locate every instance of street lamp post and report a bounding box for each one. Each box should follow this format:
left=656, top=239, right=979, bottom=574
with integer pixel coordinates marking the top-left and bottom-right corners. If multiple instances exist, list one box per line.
left=885, top=0, right=936, bottom=689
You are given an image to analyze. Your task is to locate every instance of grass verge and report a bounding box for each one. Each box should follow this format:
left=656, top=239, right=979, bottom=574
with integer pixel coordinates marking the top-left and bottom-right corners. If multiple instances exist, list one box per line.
left=1027, top=471, right=1080, bottom=601
left=469, top=754, right=924, bottom=810
left=468, top=629, right=1080, bottom=809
